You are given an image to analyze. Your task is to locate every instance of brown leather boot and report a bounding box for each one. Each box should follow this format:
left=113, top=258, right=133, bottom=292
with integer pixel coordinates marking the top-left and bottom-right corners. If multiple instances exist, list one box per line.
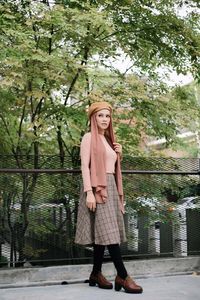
left=115, top=275, right=143, bottom=293
left=89, top=272, right=113, bottom=289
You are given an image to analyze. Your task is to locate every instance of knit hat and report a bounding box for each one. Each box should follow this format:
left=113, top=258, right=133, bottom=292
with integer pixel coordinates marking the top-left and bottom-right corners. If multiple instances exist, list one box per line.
left=88, top=101, right=112, bottom=119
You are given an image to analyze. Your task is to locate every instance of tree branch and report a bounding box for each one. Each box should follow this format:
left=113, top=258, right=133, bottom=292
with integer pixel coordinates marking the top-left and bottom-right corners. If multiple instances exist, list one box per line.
left=48, top=24, right=54, bottom=55
left=64, top=23, right=90, bottom=105
left=16, top=96, right=27, bottom=153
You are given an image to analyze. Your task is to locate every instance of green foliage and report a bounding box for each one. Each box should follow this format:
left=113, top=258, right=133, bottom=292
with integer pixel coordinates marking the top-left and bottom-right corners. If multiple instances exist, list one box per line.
left=0, top=0, right=199, bottom=159
left=28, top=208, right=58, bottom=236
left=23, top=245, right=47, bottom=259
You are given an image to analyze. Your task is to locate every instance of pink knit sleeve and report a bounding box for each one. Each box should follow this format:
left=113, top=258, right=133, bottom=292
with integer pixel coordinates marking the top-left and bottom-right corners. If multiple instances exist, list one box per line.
left=80, top=132, right=92, bottom=192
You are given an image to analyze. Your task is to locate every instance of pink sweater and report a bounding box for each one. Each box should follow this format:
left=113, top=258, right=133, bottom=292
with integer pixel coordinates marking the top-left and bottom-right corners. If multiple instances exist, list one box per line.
left=80, top=132, right=117, bottom=192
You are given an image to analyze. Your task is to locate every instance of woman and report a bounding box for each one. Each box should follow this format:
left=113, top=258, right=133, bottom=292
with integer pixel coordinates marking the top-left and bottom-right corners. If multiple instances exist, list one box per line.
left=75, top=101, right=143, bottom=294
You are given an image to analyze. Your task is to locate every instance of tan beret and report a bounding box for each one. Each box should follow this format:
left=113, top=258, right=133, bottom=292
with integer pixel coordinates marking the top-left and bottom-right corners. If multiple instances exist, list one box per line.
left=88, top=101, right=112, bottom=119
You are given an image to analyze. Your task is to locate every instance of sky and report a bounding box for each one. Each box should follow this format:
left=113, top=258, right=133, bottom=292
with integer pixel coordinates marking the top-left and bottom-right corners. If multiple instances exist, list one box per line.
left=107, top=54, right=194, bottom=87
left=106, top=3, right=198, bottom=87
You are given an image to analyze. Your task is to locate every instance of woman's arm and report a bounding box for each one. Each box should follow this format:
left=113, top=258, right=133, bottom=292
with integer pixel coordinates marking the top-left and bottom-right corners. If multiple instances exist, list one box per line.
left=80, top=133, right=96, bottom=211
left=80, top=133, right=92, bottom=192
left=113, top=142, right=122, bottom=159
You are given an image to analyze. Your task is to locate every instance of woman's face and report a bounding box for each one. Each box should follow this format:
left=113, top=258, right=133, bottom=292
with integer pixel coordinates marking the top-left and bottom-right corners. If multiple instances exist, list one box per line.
left=95, top=109, right=111, bottom=133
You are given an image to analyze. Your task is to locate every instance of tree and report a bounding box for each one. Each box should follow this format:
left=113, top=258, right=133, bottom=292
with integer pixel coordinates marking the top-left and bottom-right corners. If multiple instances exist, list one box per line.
left=170, top=83, right=200, bottom=157
left=0, top=0, right=199, bottom=155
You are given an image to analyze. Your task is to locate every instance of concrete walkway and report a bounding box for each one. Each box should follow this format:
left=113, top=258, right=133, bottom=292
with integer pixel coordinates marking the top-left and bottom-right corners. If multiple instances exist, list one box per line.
left=1, top=256, right=200, bottom=288
left=0, top=256, right=200, bottom=300
left=1, top=274, right=200, bottom=300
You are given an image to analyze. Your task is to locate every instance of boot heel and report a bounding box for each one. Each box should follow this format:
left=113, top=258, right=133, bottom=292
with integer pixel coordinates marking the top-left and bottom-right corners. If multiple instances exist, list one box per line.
left=115, top=282, right=122, bottom=291
left=89, top=280, right=96, bottom=287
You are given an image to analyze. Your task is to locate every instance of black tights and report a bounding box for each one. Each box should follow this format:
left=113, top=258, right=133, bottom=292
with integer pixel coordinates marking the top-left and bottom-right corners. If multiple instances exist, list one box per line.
left=92, top=244, right=128, bottom=279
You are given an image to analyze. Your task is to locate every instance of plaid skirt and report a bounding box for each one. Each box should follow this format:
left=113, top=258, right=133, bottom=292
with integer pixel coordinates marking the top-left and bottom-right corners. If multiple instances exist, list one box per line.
left=75, top=174, right=127, bottom=245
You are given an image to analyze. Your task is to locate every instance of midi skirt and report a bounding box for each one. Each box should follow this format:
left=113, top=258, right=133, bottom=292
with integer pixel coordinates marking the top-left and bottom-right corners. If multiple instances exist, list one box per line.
left=75, top=174, right=127, bottom=245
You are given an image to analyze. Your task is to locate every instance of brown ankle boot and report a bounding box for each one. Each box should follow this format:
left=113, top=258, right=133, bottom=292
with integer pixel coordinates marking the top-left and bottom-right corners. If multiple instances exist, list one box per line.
left=89, top=272, right=113, bottom=289
left=115, top=275, right=143, bottom=293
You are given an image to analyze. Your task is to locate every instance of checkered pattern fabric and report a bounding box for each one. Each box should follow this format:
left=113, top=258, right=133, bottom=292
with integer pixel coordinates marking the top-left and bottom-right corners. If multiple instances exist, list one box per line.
left=75, top=174, right=127, bottom=245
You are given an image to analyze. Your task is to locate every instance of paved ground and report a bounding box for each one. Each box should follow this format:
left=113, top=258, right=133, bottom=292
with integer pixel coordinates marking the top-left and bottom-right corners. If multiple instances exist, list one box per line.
left=1, top=274, right=200, bottom=300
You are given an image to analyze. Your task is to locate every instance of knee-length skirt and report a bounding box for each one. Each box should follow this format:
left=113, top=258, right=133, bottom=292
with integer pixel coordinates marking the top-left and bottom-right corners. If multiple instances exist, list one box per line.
left=75, top=174, right=127, bottom=245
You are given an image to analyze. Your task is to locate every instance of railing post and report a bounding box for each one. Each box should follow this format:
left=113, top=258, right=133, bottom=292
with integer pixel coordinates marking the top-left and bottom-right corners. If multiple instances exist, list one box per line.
left=160, top=222, right=173, bottom=256
left=138, top=213, right=149, bottom=254
left=172, top=210, right=186, bottom=257
left=148, top=223, right=158, bottom=254
left=187, top=209, right=200, bottom=255
left=126, top=213, right=138, bottom=252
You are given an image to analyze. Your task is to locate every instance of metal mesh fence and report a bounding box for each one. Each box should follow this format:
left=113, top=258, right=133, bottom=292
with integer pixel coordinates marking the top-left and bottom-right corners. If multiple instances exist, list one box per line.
left=0, top=156, right=200, bottom=268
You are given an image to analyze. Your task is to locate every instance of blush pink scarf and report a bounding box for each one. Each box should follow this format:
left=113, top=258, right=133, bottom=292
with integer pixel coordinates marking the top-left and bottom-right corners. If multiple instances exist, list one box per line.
left=90, top=114, right=124, bottom=212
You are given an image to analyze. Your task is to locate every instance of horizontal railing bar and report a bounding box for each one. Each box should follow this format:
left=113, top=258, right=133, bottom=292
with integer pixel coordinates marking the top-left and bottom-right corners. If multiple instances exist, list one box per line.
left=122, top=170, right=200, bottom=175
left=0, top=169, right=199, bottom=175
left=0, top=169, right=80, bottom=174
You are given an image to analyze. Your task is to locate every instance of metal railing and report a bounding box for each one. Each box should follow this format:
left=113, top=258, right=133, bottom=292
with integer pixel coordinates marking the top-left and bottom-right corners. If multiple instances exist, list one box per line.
left=0, top=156, right=200, bottom=268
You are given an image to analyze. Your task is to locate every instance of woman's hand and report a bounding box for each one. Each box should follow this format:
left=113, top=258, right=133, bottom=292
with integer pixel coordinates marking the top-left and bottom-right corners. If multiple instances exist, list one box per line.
left=86, top=190, right=96, bottom=212
left=113, top=142, right=122, bottom=157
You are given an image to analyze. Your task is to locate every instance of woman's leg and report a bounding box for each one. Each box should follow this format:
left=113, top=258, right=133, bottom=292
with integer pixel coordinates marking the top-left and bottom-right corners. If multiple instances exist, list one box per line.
left=89, top=244, right=113, bottom=289
left=107, top=244, right=128, bottom=279
left=107, top=244, right=143, bottom=293
left=91, top=244, right=105, bottom=275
